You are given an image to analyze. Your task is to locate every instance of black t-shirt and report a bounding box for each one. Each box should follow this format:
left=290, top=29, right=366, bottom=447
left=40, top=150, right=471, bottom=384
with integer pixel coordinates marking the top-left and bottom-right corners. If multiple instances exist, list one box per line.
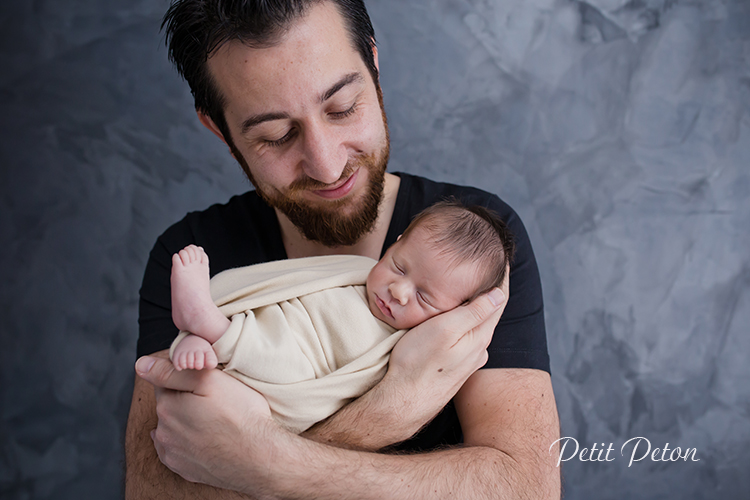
left=138, top=172, right=548, bottom=450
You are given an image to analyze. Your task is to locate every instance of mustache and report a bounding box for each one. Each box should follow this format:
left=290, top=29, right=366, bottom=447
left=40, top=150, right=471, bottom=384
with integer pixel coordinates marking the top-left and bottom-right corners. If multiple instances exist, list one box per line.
left=287, top=162, right=357, bottom=192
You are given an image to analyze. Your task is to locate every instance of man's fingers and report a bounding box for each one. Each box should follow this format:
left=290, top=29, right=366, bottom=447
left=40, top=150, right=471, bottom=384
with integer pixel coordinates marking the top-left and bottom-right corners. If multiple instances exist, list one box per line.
left=477, top=307, right=505, bottom=349
left=412, top=287, right=505, bottom=348
left=425, top=287, right=505, bottom=334
left=445, top=288, right=506, bottom=351
left=135, top=355, right=204, bottom=393
left=459, top=288, right=506, bottom=329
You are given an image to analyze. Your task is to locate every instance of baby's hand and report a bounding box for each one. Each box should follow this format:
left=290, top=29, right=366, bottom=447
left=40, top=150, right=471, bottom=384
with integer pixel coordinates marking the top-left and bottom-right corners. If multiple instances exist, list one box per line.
left=172, top=334, right=218, bottom=371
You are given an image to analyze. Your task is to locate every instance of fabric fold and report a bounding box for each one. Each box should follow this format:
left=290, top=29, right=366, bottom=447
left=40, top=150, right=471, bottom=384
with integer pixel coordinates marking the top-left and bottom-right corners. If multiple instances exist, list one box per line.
left=171, top=254, right=406, bottom=433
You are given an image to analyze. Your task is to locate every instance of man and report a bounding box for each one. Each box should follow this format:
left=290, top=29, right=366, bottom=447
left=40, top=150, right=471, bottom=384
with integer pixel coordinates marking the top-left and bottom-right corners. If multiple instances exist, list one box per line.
left=125, top=0, right=561, bottom=498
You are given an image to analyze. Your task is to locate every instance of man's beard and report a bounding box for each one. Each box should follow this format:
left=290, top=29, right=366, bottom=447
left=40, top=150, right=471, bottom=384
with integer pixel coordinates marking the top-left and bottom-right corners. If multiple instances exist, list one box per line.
left=254, top=152, right=388, bottom=247
left=229, top=114, right=390, bottom=247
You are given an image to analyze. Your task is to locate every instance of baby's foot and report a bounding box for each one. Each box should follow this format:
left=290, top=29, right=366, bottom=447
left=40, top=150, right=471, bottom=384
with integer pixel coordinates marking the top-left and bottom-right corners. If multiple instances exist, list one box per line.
left=172, top=334, right=218, bottom=371
left=171, top=245, right=230, bottom=341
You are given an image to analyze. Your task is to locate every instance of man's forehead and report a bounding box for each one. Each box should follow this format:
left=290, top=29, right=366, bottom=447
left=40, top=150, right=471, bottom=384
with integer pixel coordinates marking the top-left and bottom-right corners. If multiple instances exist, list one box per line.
left=205, top=3, right=367, bottom=113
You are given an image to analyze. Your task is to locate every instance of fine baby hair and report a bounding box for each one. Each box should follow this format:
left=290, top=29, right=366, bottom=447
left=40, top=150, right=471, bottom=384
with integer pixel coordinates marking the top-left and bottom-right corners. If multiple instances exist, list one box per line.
left=400, top=199, right=515, bottom=303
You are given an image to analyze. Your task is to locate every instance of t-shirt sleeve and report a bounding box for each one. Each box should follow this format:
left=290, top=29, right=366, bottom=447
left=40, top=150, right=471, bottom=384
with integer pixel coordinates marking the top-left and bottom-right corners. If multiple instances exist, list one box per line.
left=484, top=198, right=549, bottom=373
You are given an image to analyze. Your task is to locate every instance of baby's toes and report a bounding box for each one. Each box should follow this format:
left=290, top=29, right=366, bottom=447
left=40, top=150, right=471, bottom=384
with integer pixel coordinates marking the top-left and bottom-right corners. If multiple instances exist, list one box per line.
left=205, top=350, right=218, bottom=370
left=172, top=252, right=184, bottom=269
left=194, top=351, right=205, bottom=370
left=187, top=245, right=200, bottom=262
left=178, top=248, right=193, bottom=266
left=174, top=353, right=185, bottom=371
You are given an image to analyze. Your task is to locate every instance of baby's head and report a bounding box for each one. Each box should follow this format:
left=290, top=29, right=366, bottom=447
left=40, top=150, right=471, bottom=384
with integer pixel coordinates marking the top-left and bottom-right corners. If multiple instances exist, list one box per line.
left=366, top=200, right=515, bottom=330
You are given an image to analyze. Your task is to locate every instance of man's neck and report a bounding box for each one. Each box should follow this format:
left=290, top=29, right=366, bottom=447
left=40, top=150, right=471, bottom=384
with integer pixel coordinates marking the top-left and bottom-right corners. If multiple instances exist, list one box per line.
left=277, top=173, right=401, bottom=261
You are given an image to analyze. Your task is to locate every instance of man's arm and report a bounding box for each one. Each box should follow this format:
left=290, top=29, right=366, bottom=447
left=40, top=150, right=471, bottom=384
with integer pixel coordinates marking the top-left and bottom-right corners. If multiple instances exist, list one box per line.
left=140, top=363, right=560, bottom=499
left=454, top=368, right=561, bottom=498
left=304, top=368, right=561, bottom=500
left=134, top=290, right=561, bottom=499
left=298, top=369, right=560, bottom=499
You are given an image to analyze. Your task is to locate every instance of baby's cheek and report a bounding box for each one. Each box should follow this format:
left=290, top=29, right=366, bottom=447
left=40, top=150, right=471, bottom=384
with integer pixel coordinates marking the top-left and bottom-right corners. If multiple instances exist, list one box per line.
left=421, top=308, right=442, bottom=323
left=367, top=299, right=379, bottom=319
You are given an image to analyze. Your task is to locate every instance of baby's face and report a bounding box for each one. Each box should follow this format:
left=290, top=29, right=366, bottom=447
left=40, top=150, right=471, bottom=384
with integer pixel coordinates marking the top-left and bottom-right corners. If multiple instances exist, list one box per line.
left=366, top=227, right=481, bottom=330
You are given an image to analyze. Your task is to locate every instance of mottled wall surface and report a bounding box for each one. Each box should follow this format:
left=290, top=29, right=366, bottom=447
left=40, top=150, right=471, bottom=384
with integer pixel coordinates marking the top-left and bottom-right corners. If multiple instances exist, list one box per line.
left=1, top=0, right=748, bottom=498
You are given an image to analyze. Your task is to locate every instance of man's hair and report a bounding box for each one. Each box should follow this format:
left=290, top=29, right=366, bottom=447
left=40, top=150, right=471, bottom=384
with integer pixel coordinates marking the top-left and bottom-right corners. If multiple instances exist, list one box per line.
left=161, top=0, right=378, bottom=146
left=400, top=200, right=516, bottom=303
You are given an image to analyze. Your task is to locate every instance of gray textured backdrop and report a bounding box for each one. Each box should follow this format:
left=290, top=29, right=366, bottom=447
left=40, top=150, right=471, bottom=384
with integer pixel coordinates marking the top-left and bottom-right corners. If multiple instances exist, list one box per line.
left=2, top=0, right=749, bottom=498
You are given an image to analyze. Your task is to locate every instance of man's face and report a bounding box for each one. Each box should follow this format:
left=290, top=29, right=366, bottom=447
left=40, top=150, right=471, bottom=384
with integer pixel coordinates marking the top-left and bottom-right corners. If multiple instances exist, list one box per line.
left=205, top=1, right=390, bottom=246
left=365, top=228, right=482, bottom=330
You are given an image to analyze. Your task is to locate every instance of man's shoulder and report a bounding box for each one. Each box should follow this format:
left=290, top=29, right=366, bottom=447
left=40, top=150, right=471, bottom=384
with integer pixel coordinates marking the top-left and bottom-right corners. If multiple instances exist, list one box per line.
left=394, top=171, right=514, bottom=219
left=159, top=190, right=268, bottom=237
left=155, top=189, right=284, bottom=272
left=181, top=189, right=267, bottom=224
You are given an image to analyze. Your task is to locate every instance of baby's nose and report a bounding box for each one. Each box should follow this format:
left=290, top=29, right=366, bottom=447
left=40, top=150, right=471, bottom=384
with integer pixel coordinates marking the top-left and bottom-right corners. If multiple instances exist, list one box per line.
left=389, top=281, right=409, bottom=305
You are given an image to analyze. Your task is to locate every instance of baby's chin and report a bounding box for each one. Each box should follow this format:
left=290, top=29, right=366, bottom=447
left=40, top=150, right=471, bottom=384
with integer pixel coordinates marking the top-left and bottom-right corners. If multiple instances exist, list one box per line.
left=383, top=317, right=405, bottom=330
left=375, top=310, right=415, bottom=331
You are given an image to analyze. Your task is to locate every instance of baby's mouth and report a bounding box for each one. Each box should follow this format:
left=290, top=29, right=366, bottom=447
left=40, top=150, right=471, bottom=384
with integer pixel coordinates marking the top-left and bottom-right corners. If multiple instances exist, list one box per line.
left=375, top=293, right=394, bottom=319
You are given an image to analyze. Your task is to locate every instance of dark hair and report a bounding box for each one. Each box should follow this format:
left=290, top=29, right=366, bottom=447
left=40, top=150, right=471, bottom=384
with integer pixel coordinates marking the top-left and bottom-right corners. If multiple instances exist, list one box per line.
left=161, top=0, right=378, bottom=146
left=400, top=200, right=516, bottom=303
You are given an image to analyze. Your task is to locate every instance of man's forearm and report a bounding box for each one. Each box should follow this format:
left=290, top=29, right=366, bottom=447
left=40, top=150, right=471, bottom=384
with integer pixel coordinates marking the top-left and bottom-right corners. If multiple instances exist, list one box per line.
left=252, top=370, right=561, bottom=500
left=128, top=383, right=558, bottom=500
left=302, top=372, right=428, bottom=451
left=127, top=376, right=557, bottom=500
left=240, top=422, right=557, bottom=500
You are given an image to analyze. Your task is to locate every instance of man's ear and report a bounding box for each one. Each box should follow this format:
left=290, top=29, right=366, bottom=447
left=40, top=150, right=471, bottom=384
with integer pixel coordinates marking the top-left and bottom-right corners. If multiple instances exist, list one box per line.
left=372, top=42, right=380, bottom=74
left=197, top=111, right=228, bottom=146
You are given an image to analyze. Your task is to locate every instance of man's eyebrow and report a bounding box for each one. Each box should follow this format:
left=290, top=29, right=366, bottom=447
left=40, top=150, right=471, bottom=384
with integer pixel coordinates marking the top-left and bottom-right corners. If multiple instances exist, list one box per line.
left=241, top=112, right=290, bottom=135
left=240, top=73, right=363, bottom=134
left=320, top=72, right=364, bottom=103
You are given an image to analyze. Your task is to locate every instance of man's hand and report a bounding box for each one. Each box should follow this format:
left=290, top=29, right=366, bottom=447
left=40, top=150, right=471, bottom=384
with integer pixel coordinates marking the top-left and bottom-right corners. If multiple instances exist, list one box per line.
left=388, top=286, right=507, bottom=415
left=306, top=282, right=509, bottom=450
left=134, top=355, right=275, bottom=492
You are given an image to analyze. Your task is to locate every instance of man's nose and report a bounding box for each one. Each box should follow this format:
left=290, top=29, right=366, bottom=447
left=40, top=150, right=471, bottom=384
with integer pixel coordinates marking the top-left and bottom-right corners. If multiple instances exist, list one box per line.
left=300, top=120, right=348, bottom=185
left=388, top=280, right=410, bottom=306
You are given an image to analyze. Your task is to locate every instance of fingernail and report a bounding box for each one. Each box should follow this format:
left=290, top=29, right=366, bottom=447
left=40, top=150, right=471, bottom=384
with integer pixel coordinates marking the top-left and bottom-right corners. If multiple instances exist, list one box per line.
left=488, top=288, right=505, bottom=306
left=135, top=356, right=155, bottom=374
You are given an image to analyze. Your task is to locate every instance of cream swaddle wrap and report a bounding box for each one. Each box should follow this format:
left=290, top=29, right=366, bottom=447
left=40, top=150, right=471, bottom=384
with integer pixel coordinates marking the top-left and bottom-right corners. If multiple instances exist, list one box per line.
left=170, top=255, right=407, bottom=433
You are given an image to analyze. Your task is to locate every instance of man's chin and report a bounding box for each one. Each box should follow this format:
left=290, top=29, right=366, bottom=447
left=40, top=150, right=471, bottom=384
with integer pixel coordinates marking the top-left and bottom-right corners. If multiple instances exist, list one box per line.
left=289, top=191, right=359, bottom=212
left=271, top=167, right=385, bottom=246
left=268, top=194, right=379, bottom=247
